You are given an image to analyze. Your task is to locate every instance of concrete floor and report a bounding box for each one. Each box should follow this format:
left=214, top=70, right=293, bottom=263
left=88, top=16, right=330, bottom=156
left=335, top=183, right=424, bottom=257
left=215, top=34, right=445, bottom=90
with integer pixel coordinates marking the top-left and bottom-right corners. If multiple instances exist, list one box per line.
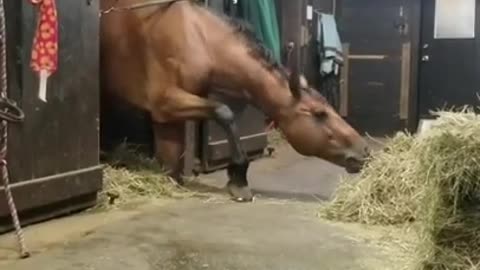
left=2, top=198, right=398, bottom=270
left=198, top=138, right=384, bottom=202
left=1, top=141, right=398, bottom=270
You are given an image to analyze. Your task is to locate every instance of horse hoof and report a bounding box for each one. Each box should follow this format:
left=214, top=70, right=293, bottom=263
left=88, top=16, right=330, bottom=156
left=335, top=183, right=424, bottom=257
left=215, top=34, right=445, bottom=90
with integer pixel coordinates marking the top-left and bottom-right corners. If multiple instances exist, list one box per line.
left=227, top=182, right=253, bottom=202
left=168, top=176, right=185, bottom=187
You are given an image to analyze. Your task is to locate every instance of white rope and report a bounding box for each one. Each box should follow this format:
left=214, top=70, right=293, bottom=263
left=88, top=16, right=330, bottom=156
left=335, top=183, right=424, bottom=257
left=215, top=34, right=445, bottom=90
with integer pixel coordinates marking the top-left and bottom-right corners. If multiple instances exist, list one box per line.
left=0, top=0, right=30, bottom=259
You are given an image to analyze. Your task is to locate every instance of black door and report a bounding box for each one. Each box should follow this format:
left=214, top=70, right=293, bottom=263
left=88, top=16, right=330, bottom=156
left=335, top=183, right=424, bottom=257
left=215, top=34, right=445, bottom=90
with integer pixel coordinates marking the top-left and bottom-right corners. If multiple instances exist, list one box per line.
left=2, top=0, right=102, bottom=231
left=418, top=0, right=479, bottom=118
left=337, top=0, right=415, bottom=136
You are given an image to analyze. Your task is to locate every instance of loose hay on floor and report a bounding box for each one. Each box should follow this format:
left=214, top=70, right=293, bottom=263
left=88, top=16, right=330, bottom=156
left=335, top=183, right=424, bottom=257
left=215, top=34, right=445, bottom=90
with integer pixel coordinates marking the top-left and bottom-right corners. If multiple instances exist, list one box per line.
left=319, top=108, right=480, bottom=270
left=96, top=143, right=192, bottom=210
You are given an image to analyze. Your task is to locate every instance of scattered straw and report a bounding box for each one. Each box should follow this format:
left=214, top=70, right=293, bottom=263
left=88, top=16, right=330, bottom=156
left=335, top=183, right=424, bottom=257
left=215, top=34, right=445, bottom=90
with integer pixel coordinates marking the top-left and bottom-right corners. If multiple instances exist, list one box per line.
left=96, top=143, right=193, bottom=210
left=319, top=107, right=480, bottom=270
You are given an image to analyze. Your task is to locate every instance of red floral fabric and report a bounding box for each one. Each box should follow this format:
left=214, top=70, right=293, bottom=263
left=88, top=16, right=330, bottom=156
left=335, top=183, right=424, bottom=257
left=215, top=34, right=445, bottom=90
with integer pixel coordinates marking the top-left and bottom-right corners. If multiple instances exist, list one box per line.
left=30, top=0, right=58, bottom=76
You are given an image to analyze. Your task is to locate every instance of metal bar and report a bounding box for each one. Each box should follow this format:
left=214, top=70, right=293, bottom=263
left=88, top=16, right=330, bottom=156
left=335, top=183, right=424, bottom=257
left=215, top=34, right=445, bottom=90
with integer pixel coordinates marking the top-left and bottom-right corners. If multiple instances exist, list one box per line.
left=339, top=43, right=350, bottom=117
left=400, top=42, right=411, bottom=120
left=208, top=132, right=268, bottom=146
left=0, top=166, right=103, bottom=215
left=348, top=54, right=387, bottom=60
left=183, top=121, right=196, bottom=177
left=0, top=165, right=104, bottom=191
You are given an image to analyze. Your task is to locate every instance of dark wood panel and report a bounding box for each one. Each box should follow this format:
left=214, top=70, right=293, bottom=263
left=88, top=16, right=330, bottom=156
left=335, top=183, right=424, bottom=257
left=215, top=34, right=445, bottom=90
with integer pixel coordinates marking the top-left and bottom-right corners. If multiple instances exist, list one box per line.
left=6, top=0, right=32, bottom=184
left=347, top=112, right=402, bottom=136
left=2, top=0, right=102, bottom=227
left=406, top=0, right=421, bottom=131
left=21, top=2, right=61, bottom=179
left=79, top=0, right=101, bottom=167
left=0, top=194, right=98, bottom=233
left=348, top=59, right=401, bottom=115
left=0, top=167, right=102, bottom=215
left=347, top=41, right=403, bottom=56
left=8, top=0, right=100, bottom=183
left=278, top=0, right=303, bottom=67
left=340, top=9, right=406, bottom=40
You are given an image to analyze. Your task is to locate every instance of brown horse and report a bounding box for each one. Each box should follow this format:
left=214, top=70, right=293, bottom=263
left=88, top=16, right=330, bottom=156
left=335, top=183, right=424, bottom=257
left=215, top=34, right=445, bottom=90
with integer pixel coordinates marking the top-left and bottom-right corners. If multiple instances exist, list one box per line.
left=99, top=0, right=370, bottom=202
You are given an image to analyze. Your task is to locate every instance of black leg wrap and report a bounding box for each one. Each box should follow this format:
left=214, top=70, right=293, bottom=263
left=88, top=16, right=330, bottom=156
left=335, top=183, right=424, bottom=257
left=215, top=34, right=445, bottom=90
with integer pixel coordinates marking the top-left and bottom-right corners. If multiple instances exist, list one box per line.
left=226, top=161, right=253, bottom=202
left=212, top=103, right=253, bottom=202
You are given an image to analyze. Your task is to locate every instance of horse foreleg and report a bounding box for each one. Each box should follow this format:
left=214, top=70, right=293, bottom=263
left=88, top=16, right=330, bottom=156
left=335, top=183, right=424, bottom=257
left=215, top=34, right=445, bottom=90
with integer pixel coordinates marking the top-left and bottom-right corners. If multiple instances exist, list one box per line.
left=212, top=104, right=253, bottom=202
left=152, top=122, right=186, bottom=186
left=150, top=89, right=252, bottom=202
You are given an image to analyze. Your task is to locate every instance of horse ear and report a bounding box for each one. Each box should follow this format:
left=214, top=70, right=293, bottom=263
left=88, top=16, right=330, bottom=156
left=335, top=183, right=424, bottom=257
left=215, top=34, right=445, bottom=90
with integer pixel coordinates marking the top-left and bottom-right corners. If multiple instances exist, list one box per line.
left=288, top=68, right=302, bottom=100
left=299, top=74, right=309, bottom=89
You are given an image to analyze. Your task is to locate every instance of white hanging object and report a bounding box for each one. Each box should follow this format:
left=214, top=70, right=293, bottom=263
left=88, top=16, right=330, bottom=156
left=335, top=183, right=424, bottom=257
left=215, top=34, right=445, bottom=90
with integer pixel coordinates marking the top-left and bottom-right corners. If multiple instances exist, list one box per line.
left=306, top=5, right=313, bottom=21
left=38, top=70, right=49, bottom=103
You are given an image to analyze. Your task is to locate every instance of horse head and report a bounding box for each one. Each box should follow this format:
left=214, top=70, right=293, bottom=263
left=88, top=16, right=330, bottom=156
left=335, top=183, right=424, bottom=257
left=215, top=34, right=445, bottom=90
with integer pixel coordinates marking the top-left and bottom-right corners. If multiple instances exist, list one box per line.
left=275, top=69, right=370, bottom=173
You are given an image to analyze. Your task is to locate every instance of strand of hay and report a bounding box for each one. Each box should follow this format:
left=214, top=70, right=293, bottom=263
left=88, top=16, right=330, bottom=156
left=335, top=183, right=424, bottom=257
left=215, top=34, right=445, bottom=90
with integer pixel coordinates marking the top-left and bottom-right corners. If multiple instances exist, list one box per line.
left=96, top=143, right=193, bottom=210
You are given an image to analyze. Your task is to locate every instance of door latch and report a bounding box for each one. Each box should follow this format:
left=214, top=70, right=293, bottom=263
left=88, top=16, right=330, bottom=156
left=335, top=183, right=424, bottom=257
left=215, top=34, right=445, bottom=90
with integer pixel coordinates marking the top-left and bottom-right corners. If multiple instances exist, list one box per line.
left=394, top=6, right=409, bottom=35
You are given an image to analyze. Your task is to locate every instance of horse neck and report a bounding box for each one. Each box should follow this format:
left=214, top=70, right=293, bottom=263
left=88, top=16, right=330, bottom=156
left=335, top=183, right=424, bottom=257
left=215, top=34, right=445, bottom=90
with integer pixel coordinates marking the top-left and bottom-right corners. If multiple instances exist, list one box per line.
left=212, top=48, right=293, bottom=122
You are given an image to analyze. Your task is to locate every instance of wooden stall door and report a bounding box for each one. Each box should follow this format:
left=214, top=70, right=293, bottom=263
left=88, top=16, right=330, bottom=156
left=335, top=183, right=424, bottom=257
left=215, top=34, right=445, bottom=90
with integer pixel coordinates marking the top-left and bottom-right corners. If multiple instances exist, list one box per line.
left=337, top=0, right=418, bottom=136
left=418, top=0, right=479, bottom=118
left=1, top=0, right=101, bottom=231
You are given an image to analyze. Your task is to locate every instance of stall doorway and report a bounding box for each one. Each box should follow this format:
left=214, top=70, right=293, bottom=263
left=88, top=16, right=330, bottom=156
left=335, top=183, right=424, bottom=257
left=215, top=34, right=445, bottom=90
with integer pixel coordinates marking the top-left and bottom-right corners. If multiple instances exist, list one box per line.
left=337, top=0, right=417, bottom=136
left=418, top=0, right=479, bottom=118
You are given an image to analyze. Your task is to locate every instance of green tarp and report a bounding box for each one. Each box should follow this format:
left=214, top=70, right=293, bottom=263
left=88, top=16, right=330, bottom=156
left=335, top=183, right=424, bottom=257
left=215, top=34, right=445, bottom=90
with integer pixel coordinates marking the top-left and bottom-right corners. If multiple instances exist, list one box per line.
left=237, top=0, right=281, bottom=62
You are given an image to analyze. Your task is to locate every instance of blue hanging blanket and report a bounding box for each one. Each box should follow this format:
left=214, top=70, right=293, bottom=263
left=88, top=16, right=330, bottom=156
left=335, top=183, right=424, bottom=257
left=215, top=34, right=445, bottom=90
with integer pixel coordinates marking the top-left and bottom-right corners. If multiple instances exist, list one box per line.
left=316, top=13, right=344, bottom=76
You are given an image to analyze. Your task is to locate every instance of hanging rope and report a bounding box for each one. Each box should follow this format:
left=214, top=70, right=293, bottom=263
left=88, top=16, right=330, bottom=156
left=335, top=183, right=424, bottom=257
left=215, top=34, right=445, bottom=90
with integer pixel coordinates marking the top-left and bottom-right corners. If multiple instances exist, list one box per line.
left=0, top=0, right=30, bottom=259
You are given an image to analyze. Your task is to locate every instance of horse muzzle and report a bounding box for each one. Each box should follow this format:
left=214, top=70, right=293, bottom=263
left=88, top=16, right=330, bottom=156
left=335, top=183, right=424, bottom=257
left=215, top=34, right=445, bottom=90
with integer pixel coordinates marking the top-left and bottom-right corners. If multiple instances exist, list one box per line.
left=344, top=147, right=370, bottom=174
left=344, top=157, right=365, bottom=173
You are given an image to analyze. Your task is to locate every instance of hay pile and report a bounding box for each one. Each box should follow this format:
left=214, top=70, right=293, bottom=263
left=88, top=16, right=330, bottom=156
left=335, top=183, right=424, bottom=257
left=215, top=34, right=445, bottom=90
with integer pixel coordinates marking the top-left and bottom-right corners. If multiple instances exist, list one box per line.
left=319, top=108, right=480, bottom=270
left=97, top=143, right=191, bottom=210
left=319, top=132, right=418, bottom=225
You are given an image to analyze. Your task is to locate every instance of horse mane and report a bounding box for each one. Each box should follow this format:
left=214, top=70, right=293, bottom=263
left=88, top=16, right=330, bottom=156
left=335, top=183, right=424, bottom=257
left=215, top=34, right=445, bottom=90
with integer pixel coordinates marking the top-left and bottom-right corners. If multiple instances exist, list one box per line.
left=193, top=2, right=290, bottom=83
left=227, top=18, right=289, bottom=79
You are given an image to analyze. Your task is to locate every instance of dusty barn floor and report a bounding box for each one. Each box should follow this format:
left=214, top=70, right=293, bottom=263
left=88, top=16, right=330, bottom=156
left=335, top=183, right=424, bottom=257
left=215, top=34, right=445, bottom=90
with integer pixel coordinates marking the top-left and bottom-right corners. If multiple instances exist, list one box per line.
left=0, top=139, right=403, bottom=270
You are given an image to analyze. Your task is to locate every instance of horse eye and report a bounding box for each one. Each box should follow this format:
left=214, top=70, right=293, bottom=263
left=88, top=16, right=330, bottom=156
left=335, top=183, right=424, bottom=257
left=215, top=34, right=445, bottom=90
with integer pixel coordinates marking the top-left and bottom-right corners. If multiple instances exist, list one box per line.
left=314, top=111, right=328, bottom=121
